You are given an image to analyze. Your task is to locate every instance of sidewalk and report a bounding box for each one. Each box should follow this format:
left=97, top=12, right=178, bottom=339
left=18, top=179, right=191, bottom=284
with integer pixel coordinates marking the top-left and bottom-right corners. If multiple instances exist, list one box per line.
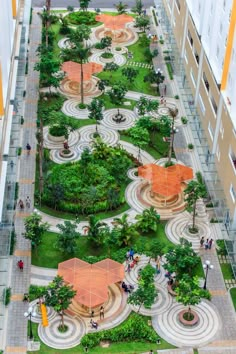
left=5, top=9, right=42, bottom=354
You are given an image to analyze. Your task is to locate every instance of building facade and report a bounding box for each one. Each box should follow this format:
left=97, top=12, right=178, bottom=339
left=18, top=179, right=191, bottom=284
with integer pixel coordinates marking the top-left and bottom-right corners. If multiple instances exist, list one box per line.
left=155, top=0, right=236, bottom=232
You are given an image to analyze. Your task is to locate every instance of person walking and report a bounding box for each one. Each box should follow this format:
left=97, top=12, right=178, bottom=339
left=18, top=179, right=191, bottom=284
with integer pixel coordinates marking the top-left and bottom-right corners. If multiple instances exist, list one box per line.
left=125, top=250, right=130, bottom=262
left=100, top=306, right=104, bottom=320
left=204, top=239, right=209, bottom=250
left=25, top=196, right=31, bottom=208
left=208, top=238, right=213, bottom=249
left=18, top=260, right=24, bottom=271
left=26, top=143, right=31, bottom=155
left=129, top=248, right=134, bottom=261
left=126, top=263, right=131, bottom=273
left=18, top=199, right=24, bottom=210
left=200, top=236, right=204, bottom=247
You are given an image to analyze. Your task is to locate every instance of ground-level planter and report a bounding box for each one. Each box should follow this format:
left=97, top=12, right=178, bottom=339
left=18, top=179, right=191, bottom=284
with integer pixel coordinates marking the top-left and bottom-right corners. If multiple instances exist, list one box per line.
left=59, top=149, right=74, bottom=158
left=179, top=309, right=199, bottom=326
left=48, top=133, right=65, bottom=143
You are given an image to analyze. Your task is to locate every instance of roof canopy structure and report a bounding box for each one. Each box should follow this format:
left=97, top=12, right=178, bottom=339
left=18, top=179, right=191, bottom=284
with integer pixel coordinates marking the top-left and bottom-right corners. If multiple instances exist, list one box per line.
left=61, top=61, right=103, bottom=82
left=58, top=258, right=124, bottom=308
left=138, top=163, right=193, bottom=197
left=95, top=13, right=134, bottom=30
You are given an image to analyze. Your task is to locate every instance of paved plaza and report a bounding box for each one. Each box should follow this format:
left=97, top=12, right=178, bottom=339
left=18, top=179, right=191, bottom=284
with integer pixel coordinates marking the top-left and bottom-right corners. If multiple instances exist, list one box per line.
left=4, top=5, right=236, bottom=354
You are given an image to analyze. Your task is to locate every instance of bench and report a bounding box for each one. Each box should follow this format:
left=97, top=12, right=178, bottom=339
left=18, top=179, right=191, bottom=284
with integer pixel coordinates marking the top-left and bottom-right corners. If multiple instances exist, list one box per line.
left=167, top=284, right=177, bottom=296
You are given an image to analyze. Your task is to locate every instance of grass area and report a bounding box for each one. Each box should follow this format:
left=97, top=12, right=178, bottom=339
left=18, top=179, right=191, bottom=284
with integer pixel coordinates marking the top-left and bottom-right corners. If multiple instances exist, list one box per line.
left=127, top=37, right=151, bottom=63
left=97, top=67, right=157, bottom=96
left=220, top=263, right=234, bottom=279
left=100, top=94, right=137, bottom=110
left=192, top=260, right=204, bottom=278
left=230, top=287, right=236, bottom=311
left=32, top=222, right=173, bottom=268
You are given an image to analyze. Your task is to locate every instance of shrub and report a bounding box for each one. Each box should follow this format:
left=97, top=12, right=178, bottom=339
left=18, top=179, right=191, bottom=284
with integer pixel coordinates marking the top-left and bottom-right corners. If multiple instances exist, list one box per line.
left=115, top=47, right=122, bottom=51
left=152, top=9, right=158, bottom=26
left=216, top=240, right=227, bottom=256
left=101, top=52, right=113, bottom=59
left=17, top=147, right=22, bottom=156
left=175, top=95, right=179, bottom=99
left=21, top=116, right=24, bottom=125
left=29, top=284, right=47, bottom=301
left=10, top=230, right=16, bottom=255
left=159, top=39, right=164, bottom=44
left=166, top=62, right=173, bottom=80
left=78, top=103, right=87, bottom=109
left=3, top=287, right=11, bottom=306
left=49, top=125, right=67, bottom=137
left=59, top=24, right=72, bottom=35
left=188, top=143, right=194, bottom=150
left=67, top=11, right=97, bottom=25
left=94, top=42, right=104, bottom=49
left=181, top=116, right=188, bottom=124
left=67, top=5, right=74, bottom=12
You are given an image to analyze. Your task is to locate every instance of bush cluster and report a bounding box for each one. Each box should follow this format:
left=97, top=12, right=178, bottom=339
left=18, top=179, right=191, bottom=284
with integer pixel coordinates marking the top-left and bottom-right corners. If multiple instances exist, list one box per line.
left=66, top=11, right=97, bottom=25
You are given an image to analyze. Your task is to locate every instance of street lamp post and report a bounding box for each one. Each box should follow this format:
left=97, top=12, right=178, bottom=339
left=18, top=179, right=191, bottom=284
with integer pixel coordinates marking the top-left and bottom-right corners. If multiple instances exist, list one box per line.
left=203, top=260, right=214, bottom=290
left=24, top=306, right=36, bottom=340
left=155, top=68, right=164, bottom=94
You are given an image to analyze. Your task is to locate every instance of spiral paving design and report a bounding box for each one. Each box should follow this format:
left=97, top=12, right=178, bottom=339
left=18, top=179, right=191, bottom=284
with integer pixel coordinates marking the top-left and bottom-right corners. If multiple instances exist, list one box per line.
left=89, top=52, right=126, bottom=66
left=61, top=99, right=90, bottom=119
left=101, top=108, right=137, bottom=130
left=38, top=315, right=86, bottom=349
left=94, top=26, right=138, bottom=47
left=78, top=124, right=119, bottom=146
left=30, top=300, right=56, bottom=324
left=165, top=213, right=211, bottom=249
left=127, top=168, right=139, bottom=180
left=43, top=126, right=80, bottom=150
left=152, top=300, right=221, bottom=347
left=59, top=77, right=101, bottom=99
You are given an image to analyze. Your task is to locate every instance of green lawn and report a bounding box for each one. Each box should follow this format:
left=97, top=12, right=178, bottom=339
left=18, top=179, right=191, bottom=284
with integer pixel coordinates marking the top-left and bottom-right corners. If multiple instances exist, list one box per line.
left=127, top=37, right=151, bottom=63
left=32, top=222, right=173, bottom=268
left=100, top=94, right=137, bottom=110
left=97, top=67, right=157, bottom=96
left=220, top=263, right=234, bottom=279
left=230, top=287, right=236, bottom=311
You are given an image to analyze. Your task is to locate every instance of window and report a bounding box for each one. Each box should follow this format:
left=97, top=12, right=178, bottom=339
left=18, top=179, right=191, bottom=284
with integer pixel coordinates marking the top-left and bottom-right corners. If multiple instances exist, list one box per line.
left=230, top=184, right=236, bottom=203
left=223, top=0, right=226, bottom=11
left=208, top=26, right=211, bottom=36
left=216, top=46, right=220, bottom=58
left=190, top=68, right=196, bottom=87
left=194, top=48, right=199, bottom=64
left=203, top=72, right=210, bottom=91
left=220, top=22, right=223, bottom=35
left=216, top=144, right=220, bottom=161
left=175, top=0, right=181, bottom=11
left=209, top=92, right=218, bottom=115
left=188, top=30, right=193, bottom=47
left=210, top=2, right=214, bottom=14
left=198, top=2, right=201, bottom=13
left=229, top=147, right=236, bottom=173
left=220, top=122, right=224, bottom=138
left=208, top=122, right=214, bottom=140
left=198, top=94, right=206, bottom=115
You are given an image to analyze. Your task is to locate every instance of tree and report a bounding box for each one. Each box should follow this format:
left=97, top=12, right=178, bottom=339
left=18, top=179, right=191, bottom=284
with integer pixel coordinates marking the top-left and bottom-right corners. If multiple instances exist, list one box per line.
left=128, top=126, right=150, bottom=163
left=68, top=25, right=91, bottom=44
left=122, top=67, right=138, bottom=83
left=24, top=213, right=50, bottom=254
left=113, top=213, right=139, bottom=246
left=87, top=98, right=104, bottom=132
left=47, top=183, right=65, bottom=209
left=84, top=215, right=107, bottom=246
left=184, top=174, right=207, bottom=231
left=115, top=1, right=128, bottom=14
left=96, top=79, right=108, bottom=93
left=164, top=238, right=200, bottom=280
left=128, top=264, right=157, bottom=311
left=132, top=0, right=144, bottom=15
left=41, top=3, right=58, bottom=47
left=48, top=111, right=77, bottom=139
left=107, top=83, right=128, bottom=105
left=34, top=52, right=60, bottom=87
left=175, top=275, right=202, bottom=321
left=104, top=62, right=119, bottom=80
left=61, top=44, right=90, bottom=104
left=144, top=70, right=165, bottom=94
left=55, top=220, right=80, bottom=254
left=44, top=276, right=76, bottom=330
left=146, top=239, right=165, bottom=262
left=135, top=15, right=150, bottom=32
left=79, top=0, right=91, bottom=11
left=167, top=107, right=179, bottom=165
left=136, top=96, right=159, bottom=115
left=135, top=207, right=160, bottom=233
left=100, top=36, right=112, bottom=51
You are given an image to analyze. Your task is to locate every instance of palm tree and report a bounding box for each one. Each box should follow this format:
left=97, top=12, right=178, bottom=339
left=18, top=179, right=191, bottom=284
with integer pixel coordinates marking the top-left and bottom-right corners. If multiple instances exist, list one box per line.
left=115, top=1, right=128, bottom=14
left=83, top=215, right=107, bottom=245
left=168, top=107, right=179, bottom=165
left=135, top=207, right=160, bottom=233
left=113, top=214, right=139, bottom=246
left=61, top=45, right=90, bottom=104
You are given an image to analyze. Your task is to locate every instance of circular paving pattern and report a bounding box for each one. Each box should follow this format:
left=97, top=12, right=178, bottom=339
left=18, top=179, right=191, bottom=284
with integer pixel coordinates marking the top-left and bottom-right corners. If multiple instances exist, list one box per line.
left=94, top=26, right=138, bottom=47
left=30, top=300, right=56, bottom=324
left=165, top=213, right=211, bottom=250
left=38, top=314, right=86, bottom=349
left=43, top=126, right=80, bottom=150
left=59, top=77, right=101, bottom=99
left=61, top=99, right=90, bottom=119
left=127, top=168, right=139, bottom=180
left=101, top=108, right=137, bottom=130
left=58, top=37, right=70, bottom=49
left=152, top=300, right=221, bottom=347
left=78, top=124, right=119, bottom=146
left=89, top=52, right=126, bottom=66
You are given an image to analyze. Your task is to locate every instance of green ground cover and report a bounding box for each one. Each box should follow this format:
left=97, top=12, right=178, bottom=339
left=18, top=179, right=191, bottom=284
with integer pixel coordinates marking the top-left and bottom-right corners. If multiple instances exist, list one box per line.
left=230, top=287, right=236, bottom=311
left=32, top=222, right=173, bottom=268
left=220, top=263, right=234, bottom=279
left=99, top=94, right=137, bottom=110
left=127, top=38, right=152, bottom=63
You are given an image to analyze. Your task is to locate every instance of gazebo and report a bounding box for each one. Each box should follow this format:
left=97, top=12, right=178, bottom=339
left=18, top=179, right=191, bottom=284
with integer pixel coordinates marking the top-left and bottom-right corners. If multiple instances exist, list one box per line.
left=58, top=258, right=124, bottom=308
left=95, top=13, right=134, bottom=40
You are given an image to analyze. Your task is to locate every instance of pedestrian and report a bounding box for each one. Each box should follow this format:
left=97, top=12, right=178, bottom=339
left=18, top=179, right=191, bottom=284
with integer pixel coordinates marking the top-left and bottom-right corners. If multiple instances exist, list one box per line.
left=26, top=143, right=31, bottom=155
left=160, top=95, right=164, bottom=104
left=204, top=239, right=209, bottom=250
left=90, top=319, right=98, bottom=329
left=90, top=310, right=94, bottom=318
left=126, top=263, right=131, bottom=273
left=149, top=350, right=154, bottom=354
left=100, top=306, right=104, bottom=320
left=156, top=259, right=161, bottom=274
left=18, top=260, right=24, bottom=271
left=18, top=199, right=24, bottom=210
left=10, top=160, right=14, bottom=169
left=164, top=84, right=167, bottom=96
left=25, top=196, right=31, bottom=208
left=23, top=293, right=30, bottom=303
left=126, top=250, right=130, bottom=262
left=129, top=248, right=134, bottom=260
left=208, top=238, right=213, bottom=249
left=200, top=236, right=204, bottom=247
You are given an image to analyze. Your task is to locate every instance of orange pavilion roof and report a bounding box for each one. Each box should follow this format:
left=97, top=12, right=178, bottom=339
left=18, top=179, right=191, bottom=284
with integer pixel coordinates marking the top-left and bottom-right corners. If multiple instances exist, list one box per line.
left=96, top=13, right=134, bottom=30
left=58, top=258, right=124, bottom=308
left=61, top=61, right=103, bottom=82
left=138, top=163, right=193, bottom=197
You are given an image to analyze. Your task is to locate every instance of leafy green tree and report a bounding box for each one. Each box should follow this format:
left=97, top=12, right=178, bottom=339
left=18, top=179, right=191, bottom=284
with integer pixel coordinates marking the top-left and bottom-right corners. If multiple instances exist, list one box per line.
left=107, top=83, right=128, bottom=104
left=184, top=174, right=207, bottom=231
left=104, top=62, right=119, bottom=80
left=100, top=36, right=112, bottom=51
left=128, top=126, right=150, bottom=164
left=34, top=53, right=60, bottom=87
left=122, top=67, right=138, bottom=83
left=68, top=25, right=91, bottom=44
left=107, top=188, right=120, bottom=211
left=144, top=70, right=165, bottom=94
left=136, top=96, right=159, bottom=115
left=96, top=79, right=108, bottom=93
left=61, top=44, right=90, bottom=104
left=175, top=275, right=202, bottom=320
left=55, top=220, right=80, bottom=254
left=79, top=0, right=91, bottom=11
left=79, top=148, right=93, bottom=174
left=48, top=111, right=77, bottom=139
left=146, top=239, right=165, bottom=262
left=24, top=213, right=50, bottom=254
left=128, top=264, right=157, bottom=311
left=115, top=1, right=128, bottom=14
left=164, top=238, right=200, bottom=280
left=113, top=214, right=139, bottom=246
left=84, top=215, right=107, bottom=246
left=135, top=15, right=150, bottom=31
left=87, top=98, right=104, bottom=131
left=132, top=0, right=144, bottom=15
left=144, top=47, right=159, bottom=62
left=47, top=183, right=65, bottom=209
left=167, top=107, right=179, bottom=164
left=40, top=6, right=58, bottom=47
left=44, top=276, right=76, bottom=330
left=135, top=207, right=160, bottom=233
